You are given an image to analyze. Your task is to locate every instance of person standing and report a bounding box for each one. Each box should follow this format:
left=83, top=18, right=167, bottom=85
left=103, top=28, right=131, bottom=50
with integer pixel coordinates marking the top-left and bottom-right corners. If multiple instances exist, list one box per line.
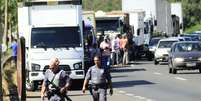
left=41, top=58, right=71, bottom=101
left=82, top=55, right=113, bottom=101
left=111, top=34, right=121, bottom=65
left=122, top=35, right=129, bottom=65
left=100, top=36, right=111, bottom=69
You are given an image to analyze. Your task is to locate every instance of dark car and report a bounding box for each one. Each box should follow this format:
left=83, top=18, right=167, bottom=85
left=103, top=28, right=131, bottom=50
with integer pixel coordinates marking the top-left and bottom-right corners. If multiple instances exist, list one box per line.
left=168, top=41, right=201, bottom=74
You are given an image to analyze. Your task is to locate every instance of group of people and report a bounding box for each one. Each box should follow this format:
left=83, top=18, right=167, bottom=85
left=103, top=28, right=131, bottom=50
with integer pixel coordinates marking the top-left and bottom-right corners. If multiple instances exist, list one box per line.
left=99, top=34, right=130, bottom=67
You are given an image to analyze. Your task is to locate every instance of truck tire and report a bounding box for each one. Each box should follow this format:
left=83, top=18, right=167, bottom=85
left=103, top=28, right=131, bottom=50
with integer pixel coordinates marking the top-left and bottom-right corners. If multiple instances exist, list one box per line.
left=199, top=69, right=201, bottom=73
left=172, top=69, right=177, bottom=74
left=146, top=52, right=153, bottom=61
left=169, top=68, right=172, bottom=74
left=154, top=60, right=159, bottom=65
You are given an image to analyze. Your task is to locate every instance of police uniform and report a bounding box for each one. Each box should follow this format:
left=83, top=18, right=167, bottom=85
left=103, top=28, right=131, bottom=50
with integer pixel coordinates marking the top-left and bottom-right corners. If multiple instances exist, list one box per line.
left=85, top=65, right=112, bottom=101
left=43, top=69, right=71, bottom=101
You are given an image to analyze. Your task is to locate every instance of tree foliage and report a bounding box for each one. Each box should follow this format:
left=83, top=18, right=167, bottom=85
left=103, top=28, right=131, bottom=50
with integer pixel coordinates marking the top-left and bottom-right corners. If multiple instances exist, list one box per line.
left=83, top=0, right=121, bottom=12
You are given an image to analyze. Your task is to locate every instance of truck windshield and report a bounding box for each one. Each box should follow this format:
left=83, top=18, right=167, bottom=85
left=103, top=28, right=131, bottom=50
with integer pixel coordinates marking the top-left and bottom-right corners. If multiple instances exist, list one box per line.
left=31, top=27, right=81, bottom=48
left=96, top=20, right=119, bottom=32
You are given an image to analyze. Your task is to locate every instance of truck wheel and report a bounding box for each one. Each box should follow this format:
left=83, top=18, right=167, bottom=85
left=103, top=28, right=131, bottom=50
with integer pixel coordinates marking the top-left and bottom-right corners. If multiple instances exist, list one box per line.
left=199, top=69, right=201, bottom=73
left=154, top=60, right=159, bottom=65
left=169, top=68, right=172, bottom=74
left=148, top=56, right=153, bottom=61
left=172, top=69, right=177, bottom=74
left=146, top=52, right=153, bottom=61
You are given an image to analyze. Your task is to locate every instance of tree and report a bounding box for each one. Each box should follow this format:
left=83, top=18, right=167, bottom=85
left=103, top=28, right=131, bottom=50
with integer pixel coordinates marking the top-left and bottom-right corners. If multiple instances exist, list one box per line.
left=83, top=0, right=121, bottom=12
left=0, top=0, right=18, bottom=46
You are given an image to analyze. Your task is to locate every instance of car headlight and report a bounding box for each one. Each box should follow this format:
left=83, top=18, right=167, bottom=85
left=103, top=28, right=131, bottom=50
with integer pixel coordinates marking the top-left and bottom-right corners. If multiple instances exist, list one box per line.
left=31, top=63, right=41, bottom=71
left=174, top=58, right=184, bottom=63
left=73, top=62, right=82, bottom=70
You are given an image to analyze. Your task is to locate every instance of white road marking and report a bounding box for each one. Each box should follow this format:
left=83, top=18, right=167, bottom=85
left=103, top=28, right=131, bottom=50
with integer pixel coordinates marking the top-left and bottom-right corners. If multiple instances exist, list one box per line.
left=175, top=77, right=187, bottom=81
left=118, top=90, right=126, bottom=94
left=153, top=72, right=162, bottom=75
left=125, top=93, right=134, bottom=96
left=134, top=96, right=146, bottom=99
left=146, top=99, right=155, bottom=101
left=117, top=90, right=154, bottom=101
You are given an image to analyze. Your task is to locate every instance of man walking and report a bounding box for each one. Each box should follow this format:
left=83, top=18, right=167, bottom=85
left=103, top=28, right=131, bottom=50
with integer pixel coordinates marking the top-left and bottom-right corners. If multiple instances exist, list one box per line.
left=41, top=57, right=71, bottom=101
left=82, top=55, right=113, bottom=101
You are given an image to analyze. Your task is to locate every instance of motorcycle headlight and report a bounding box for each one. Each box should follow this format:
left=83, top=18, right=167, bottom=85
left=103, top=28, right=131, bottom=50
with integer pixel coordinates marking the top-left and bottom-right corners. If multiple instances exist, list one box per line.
left=174, top=58, right=184, bottom=63
left=31, top=63, right=41, bottom=71
left=73, top=62, right=82, bottom=70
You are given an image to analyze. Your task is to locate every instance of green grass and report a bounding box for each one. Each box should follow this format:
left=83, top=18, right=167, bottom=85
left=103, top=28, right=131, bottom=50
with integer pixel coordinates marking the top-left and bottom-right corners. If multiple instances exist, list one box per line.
left=184, top=23, right=201, bottom=34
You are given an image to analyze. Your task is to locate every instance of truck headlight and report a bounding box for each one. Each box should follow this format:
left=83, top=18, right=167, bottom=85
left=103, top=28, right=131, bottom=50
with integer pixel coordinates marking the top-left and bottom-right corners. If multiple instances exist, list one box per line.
left=31, top=63, right=41, bottom=71
left=73, top=62, right=82, bottom=70
left=174, top=58, right=184, bottom=63
left=198, top=58, right=201, bottom=61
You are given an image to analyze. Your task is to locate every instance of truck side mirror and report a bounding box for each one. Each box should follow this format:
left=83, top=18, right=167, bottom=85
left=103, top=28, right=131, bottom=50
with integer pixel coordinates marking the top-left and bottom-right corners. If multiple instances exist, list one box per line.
left=82, top=20, right=85, bottom=33
left=137, top=28, right=140, bottom=36
left=154, top=20, right=157, bottom=26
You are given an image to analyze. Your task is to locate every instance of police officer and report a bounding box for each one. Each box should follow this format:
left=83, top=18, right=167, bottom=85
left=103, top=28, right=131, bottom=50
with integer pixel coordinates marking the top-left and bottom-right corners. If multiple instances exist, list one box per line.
left=41, top=57, right=71, bottom=101
left=82, top=55, right=113, bottom=101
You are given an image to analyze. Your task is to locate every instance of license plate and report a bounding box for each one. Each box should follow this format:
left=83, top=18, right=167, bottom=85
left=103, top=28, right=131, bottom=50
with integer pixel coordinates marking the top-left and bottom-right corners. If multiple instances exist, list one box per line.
left=186, top=63, right=196, bottom=67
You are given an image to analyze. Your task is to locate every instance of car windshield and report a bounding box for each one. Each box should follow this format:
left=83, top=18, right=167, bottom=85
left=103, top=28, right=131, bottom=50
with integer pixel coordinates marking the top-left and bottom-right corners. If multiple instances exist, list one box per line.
left=31, top=27, right=81, bottom=48
left=174, top=43, right=201, bottom=52
left=158, top=41, right=177, bottom=48
left=149, top=38, right=160, bottom=46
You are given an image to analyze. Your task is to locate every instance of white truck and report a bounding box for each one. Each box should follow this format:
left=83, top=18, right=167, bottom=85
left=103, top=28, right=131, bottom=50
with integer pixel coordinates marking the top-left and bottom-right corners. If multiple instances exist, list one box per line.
left=18, top=0, right=85, bottom=91
left=122, top=0, right=173, bottom=36
left=171, top=2, right=183, bottom=34
left=128, top=10, right=145, bottom=46
left=95, top=10, right=129, bottom=40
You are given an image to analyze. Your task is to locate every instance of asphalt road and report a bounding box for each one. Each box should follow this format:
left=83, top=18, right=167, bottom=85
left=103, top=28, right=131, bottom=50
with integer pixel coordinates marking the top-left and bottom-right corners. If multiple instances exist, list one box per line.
left=26, top=61, right=201, bottom=101
left=111, top=61, right=201, bottom=101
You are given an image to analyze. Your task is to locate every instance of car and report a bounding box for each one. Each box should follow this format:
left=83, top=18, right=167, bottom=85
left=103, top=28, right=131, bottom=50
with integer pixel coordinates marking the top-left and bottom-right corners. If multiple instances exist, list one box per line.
left=154, top=37, right=183, bottom=65
left=180, top=34, right=200, bottom=41
left=168, top=41, right=201, bottom=74
left=178, top=36, right=192, bottom=41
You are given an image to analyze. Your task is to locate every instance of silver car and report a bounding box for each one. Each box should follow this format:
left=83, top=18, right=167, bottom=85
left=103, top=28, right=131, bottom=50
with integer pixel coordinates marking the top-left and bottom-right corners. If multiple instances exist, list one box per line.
left=168, top=41, right=201, bottom=74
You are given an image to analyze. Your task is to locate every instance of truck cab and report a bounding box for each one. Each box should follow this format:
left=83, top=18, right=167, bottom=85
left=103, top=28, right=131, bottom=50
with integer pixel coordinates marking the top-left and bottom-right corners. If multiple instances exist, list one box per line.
left=18, top=0, right=84, bottom=90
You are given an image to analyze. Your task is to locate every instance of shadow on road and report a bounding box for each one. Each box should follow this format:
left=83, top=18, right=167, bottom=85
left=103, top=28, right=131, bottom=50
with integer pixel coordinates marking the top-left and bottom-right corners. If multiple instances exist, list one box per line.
left=113, top=80, right=155, bottom=88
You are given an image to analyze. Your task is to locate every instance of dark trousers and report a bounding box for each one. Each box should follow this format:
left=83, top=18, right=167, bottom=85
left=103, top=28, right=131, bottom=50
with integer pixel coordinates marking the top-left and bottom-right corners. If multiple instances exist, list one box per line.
left=92, top=88, right=107, bottom=101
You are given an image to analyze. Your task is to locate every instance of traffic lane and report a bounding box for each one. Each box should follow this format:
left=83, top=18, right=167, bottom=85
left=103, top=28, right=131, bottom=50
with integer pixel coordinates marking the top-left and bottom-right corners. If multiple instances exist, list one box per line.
left=142, top=61, right=201, bottom=84
left=111, top=64, right=201, bottom=101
